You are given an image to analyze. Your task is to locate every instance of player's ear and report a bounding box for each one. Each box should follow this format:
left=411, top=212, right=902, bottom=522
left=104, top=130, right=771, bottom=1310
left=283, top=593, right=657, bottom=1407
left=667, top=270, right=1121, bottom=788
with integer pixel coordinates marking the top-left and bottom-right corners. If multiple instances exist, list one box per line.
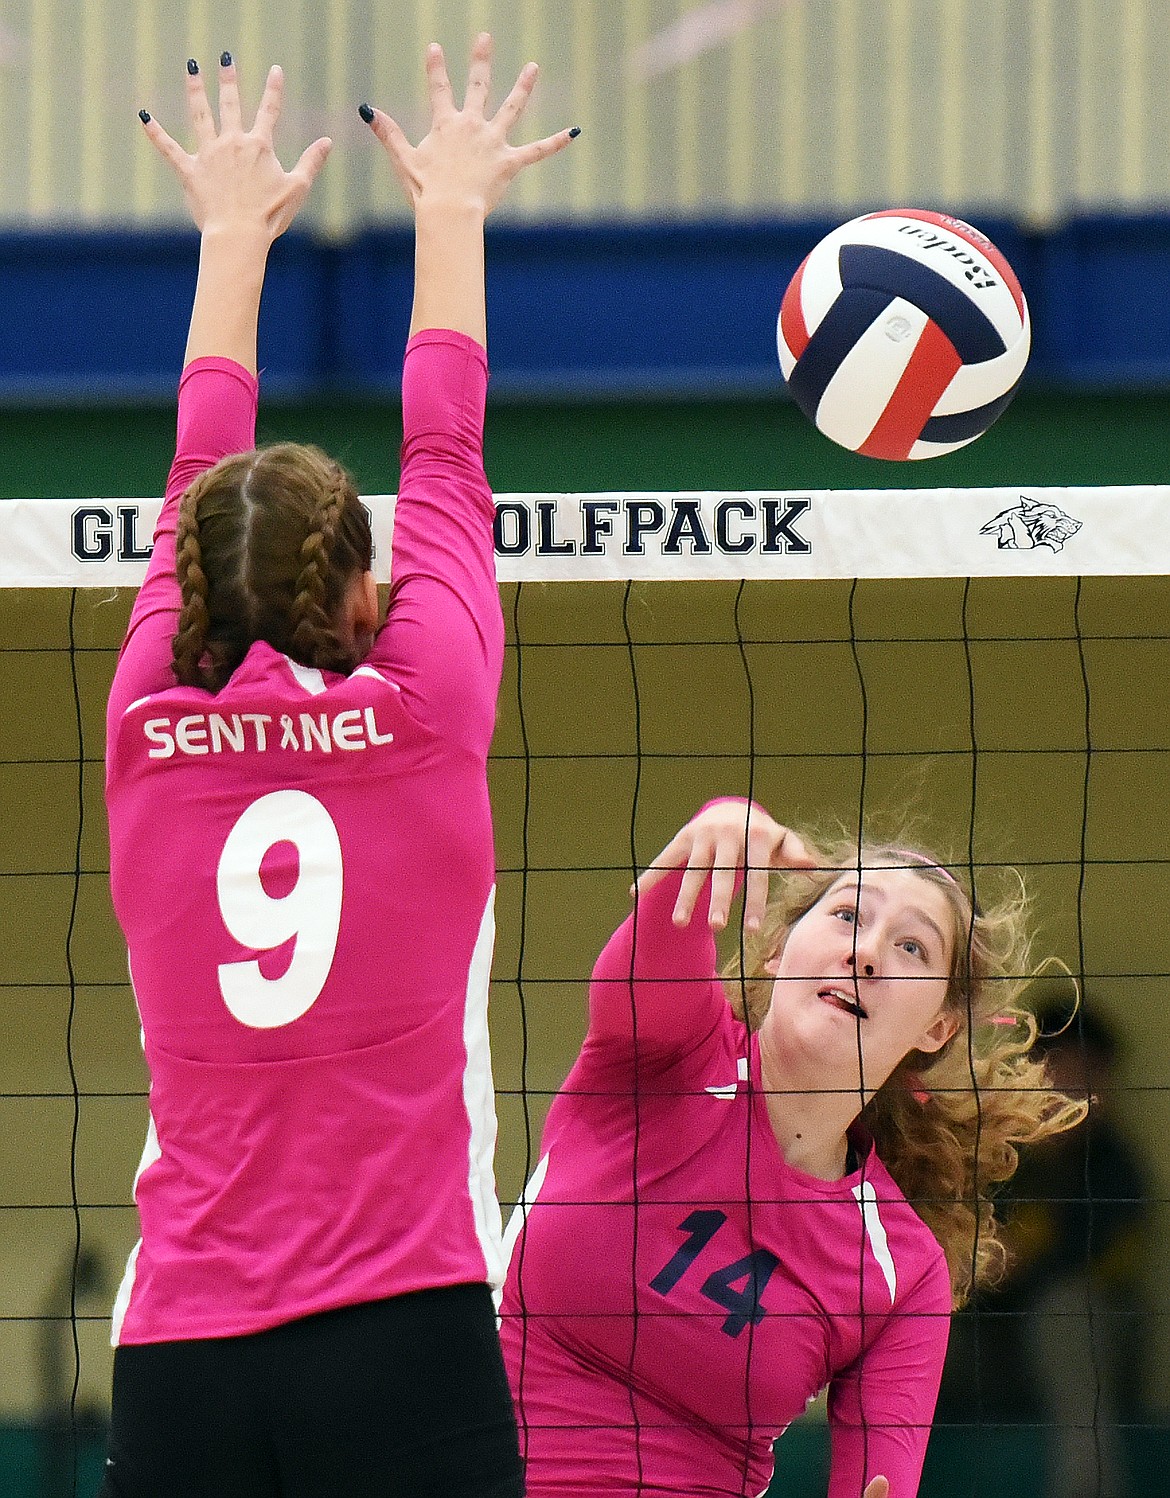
left=347, top=569, right=379, bottom=633
left=916, top=1010, right=958, bottom=1055
left=357, top=569, right=379, bottom=630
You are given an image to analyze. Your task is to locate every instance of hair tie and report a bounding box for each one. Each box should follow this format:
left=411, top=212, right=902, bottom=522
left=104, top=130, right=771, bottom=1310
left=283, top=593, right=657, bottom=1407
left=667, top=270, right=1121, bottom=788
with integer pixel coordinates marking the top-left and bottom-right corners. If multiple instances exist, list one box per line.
left=889, top=850, right=962, bottom=889
left=889, top=849, right=981, bottom=915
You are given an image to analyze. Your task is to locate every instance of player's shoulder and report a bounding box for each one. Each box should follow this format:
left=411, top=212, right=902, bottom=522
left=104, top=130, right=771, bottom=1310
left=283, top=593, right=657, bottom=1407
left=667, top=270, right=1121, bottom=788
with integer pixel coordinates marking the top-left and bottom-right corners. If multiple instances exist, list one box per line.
left=861, top=1152, right=950, bottom=1269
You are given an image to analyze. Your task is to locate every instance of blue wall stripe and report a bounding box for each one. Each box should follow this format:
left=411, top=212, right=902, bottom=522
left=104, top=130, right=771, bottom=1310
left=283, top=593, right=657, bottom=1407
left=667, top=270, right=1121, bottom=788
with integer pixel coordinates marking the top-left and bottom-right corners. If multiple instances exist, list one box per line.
left=0, top=216, right=1166, bottom=400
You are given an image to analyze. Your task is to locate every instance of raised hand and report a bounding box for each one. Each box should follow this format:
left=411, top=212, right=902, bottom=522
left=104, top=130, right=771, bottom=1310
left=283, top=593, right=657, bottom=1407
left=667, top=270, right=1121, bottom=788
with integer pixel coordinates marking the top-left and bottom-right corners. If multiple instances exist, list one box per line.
left=634, top=800, right=818, bottom=934
left=362, top=32, right=575, bottom=217
left=140, top=56, right=330, bottom=242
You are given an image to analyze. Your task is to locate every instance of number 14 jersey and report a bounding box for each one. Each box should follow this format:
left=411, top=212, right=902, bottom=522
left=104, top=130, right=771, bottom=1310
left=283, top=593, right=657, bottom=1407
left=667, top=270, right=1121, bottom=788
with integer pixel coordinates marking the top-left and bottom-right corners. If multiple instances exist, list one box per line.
left=499, top=865, right=953, bottom=1498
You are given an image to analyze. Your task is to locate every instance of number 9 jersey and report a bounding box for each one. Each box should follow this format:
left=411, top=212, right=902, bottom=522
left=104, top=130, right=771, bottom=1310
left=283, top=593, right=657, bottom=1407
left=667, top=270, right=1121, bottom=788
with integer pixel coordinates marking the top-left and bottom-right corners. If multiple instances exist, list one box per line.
left=104, top=331, right=506, bottom=1347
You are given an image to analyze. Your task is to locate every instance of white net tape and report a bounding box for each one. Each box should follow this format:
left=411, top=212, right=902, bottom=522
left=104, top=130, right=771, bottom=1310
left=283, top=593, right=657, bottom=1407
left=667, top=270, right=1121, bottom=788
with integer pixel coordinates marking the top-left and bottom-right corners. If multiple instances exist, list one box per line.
left=2, top=487, right=1166, bottom=586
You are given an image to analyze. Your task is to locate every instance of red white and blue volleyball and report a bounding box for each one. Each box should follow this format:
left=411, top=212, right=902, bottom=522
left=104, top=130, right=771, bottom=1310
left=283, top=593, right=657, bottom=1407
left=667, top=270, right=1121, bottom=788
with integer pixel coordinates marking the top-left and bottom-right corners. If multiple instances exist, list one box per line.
left=777, top=209, right=1030, bottom=460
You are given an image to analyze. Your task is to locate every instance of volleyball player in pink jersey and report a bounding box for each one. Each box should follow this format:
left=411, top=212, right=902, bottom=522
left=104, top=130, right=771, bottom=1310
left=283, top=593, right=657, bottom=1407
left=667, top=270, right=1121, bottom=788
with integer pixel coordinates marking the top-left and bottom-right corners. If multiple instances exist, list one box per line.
left=499, top=798, right=1084, bottom=1498
left=101, top=38, right=574, bottom=1498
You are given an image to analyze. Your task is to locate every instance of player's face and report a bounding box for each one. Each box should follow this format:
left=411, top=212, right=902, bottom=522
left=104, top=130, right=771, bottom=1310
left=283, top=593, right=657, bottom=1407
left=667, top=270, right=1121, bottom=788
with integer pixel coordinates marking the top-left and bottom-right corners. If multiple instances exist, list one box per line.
left=762, top=867, right=958, bottom=1093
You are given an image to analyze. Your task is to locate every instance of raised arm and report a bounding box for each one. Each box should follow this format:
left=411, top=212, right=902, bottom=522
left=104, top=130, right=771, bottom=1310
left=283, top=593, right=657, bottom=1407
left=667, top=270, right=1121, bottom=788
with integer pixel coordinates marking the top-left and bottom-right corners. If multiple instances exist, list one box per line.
left=109, top=58, right=329, bottom=723
left=358, top=36, right=575, bottom=751
left=157, top=59, right=329, bottom=373
left=588, top=800, right=816, bottom=1051
left=364, top=34, right=575, bottom=344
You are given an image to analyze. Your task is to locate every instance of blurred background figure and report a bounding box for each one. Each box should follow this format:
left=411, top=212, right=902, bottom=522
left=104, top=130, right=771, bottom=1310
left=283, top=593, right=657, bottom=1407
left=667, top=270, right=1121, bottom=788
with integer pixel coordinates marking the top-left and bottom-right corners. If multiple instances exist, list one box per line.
left=36, top=1248, right=109, bottom=1498
left=937, top=992, right=1152, bottom=1498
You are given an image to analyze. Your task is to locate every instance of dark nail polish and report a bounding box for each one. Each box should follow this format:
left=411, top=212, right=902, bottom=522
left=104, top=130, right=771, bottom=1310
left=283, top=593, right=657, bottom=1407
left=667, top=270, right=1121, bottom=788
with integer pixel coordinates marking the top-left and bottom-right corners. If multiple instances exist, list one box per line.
left=138, top=109, right=151, bottom=124
left=187, top=59, right=199, bottom=75
left=220, top=51, right=232, bottom=68
left=569, top=126, right=581, bottom=139
left=358, top=102, right=375, bottom=124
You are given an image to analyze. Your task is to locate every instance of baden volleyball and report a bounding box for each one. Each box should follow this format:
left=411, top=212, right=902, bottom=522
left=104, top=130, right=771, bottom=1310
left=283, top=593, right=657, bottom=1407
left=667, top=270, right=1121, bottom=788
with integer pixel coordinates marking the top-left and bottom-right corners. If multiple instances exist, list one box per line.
left=777, top=209, right=1030, bottom=460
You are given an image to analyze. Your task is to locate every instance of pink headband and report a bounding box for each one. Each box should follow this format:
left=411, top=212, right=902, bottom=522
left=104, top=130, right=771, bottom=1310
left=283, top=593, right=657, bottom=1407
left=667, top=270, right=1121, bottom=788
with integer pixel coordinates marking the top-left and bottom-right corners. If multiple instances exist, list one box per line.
left=888, top=850, right=966, bottom=894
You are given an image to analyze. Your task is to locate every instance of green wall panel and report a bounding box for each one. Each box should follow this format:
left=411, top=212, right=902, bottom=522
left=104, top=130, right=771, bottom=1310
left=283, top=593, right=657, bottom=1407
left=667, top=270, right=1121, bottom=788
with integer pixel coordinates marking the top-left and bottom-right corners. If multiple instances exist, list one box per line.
left=1, top=391, right=1169, bottom=502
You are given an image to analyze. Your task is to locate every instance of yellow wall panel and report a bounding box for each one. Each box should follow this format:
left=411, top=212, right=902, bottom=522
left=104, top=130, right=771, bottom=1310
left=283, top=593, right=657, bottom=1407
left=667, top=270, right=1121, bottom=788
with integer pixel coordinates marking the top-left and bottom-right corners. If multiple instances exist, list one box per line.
left=2, top=0, right=1169, bottom=225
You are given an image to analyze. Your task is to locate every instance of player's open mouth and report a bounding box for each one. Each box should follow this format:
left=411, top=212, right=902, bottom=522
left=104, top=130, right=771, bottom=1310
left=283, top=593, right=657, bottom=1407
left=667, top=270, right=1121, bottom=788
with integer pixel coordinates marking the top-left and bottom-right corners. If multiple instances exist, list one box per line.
left=820, top=987, right=868, bottom=1020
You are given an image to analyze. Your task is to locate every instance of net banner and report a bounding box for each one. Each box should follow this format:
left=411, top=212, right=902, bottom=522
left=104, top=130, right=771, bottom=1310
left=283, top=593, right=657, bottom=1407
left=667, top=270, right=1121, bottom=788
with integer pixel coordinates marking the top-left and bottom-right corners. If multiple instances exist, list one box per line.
left=2, top=487, right=1167, bottom=586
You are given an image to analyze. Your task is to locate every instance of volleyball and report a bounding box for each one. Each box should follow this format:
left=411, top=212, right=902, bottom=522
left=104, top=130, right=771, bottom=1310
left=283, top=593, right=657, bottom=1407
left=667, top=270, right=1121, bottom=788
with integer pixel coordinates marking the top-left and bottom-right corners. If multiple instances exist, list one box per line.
left=777, top=209, right=1030, bottom=460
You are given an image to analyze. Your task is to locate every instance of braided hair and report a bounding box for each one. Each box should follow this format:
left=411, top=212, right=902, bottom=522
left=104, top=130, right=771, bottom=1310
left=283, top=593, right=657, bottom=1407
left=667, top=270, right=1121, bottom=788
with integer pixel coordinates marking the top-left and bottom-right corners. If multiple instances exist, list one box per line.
left=172, top=444, right=373, bottom=692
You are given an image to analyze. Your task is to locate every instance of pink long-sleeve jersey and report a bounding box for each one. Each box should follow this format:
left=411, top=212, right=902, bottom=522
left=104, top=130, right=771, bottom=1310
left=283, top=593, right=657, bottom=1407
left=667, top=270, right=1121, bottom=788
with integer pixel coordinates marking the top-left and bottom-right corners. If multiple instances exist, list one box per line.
left=499, top=854, right=953, bottom=1498
left=105, top=331, right=506, bottom=1345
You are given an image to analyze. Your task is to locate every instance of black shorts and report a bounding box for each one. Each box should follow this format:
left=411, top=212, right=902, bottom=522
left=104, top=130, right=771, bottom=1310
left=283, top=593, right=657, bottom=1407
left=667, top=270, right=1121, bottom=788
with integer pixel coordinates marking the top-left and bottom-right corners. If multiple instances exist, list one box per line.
left=97, top=1283, right=523, bottom=1498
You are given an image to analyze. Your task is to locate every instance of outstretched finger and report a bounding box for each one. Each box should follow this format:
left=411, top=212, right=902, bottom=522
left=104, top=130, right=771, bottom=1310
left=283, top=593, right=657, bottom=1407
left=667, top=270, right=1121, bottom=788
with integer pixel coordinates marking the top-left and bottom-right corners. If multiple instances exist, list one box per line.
left=511, top=127, right=579, bottom=171
left=290, top=135, right=332, bottom=191
left=742, top=864, right=772, bottom=933
left=425, top=42, right=456, bottom=120
left=217, top=51, right=242, bottom=132
left=772, top=828, right=818, bottom=871
left=361, top=106, right=417, bottom=197
left=633, top=865, right=667, bottom=900
left=862, top=1478, right=889, bottom=1498
left=253, top=64, right=284, bottom=143
left=493, top=62, right=538, bottom=135
left=632, top=828, right=694, bottom=901
left=703, top=837, right=743, bottom=931
left=676, top=847, right=722, bottom=929
left=138, top=112, right=191, bottom=180
left=464, top=31, right=493, bottom=115
left=185, top=61, right=216, bottom=145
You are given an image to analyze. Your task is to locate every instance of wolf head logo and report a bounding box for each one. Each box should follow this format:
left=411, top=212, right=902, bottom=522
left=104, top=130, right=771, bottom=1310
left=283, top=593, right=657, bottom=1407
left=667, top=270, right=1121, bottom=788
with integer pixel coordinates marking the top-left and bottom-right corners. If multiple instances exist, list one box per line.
left=980, top=497, right=1082, bottom=552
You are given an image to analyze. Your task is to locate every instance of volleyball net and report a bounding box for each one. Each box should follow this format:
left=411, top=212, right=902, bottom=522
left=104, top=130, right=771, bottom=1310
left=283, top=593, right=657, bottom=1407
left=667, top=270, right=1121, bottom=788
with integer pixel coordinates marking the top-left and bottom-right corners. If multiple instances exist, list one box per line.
left=1, top=487, right=1167, bottom=1496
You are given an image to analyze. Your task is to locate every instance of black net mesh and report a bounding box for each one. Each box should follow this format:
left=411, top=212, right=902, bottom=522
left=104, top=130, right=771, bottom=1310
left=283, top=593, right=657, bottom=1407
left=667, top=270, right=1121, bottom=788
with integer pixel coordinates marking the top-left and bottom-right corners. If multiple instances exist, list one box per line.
left=2, top=559, right=1168, bottom=1497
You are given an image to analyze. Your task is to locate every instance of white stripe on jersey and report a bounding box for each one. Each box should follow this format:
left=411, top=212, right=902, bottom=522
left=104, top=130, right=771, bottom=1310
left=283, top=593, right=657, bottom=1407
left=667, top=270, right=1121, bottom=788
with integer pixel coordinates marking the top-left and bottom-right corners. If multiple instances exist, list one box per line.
left=705, top=1055, right=750, bottom=1099
left=496, top=1149, right=552, bottom=1313
left=462, top=887, right=506, bottom=1287
left=110, top=1112, right=162, bottom=1345
left=110, top=1240, right=142, bottom=1347
left=852, top=1177, right=897, bottom=1303
left=285, top=658, right=328, bottom=695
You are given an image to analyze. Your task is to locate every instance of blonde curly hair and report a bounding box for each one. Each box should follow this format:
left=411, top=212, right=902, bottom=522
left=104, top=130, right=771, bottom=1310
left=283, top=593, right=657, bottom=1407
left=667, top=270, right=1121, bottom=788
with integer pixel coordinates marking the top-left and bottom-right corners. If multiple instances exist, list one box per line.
left=723, top=839, right=1087, bottom=1308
